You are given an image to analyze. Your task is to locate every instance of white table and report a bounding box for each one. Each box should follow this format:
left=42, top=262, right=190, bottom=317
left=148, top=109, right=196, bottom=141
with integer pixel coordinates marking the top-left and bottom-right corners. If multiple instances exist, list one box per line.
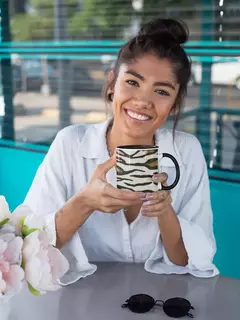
left=10, top=262, right=240, bottom=319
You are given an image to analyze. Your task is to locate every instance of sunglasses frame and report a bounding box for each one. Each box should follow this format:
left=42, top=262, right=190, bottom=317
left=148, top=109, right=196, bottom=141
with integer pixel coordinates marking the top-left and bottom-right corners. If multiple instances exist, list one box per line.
left=122, top=293, right=194, bottom=318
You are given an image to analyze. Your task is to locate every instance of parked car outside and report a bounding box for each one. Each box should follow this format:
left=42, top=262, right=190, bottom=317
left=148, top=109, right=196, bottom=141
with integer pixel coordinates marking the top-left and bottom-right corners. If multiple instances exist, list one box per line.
left=193, top=58, right=240, bottom=89
left=13, top=60, right=103, bottom=96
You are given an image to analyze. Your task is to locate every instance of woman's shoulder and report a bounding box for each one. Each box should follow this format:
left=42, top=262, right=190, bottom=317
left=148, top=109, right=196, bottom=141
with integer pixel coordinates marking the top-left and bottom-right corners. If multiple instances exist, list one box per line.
left=158, top=128, right=205, bottom=165
left=159, top=127, right=202, bottom=150
left=47, top=124, right=92, bottom=156
left=55, top=123, right=89, bottom=142
left=173, top=130, right=202, bottom=149
left=174, top=130, right=206, bottom=167
left=50, top=120, right=109, bottom=157
left=52, top=122, right=99, bottom=148
left=55, top=120, right=109, bottom=144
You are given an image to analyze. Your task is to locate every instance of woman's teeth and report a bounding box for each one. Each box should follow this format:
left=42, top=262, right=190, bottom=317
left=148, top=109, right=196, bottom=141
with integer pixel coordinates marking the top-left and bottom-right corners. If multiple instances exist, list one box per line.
left=126, top=110, right=150, bottom=121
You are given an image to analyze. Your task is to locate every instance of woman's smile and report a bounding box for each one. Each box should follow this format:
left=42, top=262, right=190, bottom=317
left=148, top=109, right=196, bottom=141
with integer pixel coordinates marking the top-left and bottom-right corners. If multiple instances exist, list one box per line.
left=124, top=108, right=153, bottom=123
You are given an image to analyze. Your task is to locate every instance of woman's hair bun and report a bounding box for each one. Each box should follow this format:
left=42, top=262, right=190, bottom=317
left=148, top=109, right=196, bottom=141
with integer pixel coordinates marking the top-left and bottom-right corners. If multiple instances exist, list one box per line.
left=138, top=18, right=189, bottom=45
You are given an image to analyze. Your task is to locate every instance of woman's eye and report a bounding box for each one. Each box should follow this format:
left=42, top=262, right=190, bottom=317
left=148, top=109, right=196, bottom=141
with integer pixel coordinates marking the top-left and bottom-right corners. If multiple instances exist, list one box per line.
left=126, top=80, right=139, bottom=87
left=155, top=89, right=170, bottom=96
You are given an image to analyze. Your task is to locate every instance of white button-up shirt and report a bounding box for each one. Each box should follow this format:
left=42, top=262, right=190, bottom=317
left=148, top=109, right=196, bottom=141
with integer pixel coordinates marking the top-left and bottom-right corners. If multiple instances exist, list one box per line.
left=24, top=118, right=219, bottom=285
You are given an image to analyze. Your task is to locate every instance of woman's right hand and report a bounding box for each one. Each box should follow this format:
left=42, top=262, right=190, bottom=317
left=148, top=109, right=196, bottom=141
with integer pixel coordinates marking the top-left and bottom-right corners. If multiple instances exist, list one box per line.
left=55, top=155, right=145, bottom=248
left=80, top=155, right=145, bottom=213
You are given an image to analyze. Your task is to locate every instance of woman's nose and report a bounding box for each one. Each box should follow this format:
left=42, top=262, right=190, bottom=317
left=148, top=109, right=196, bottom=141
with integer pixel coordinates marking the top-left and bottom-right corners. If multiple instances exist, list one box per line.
left=133, top=98, right=153, bottom=110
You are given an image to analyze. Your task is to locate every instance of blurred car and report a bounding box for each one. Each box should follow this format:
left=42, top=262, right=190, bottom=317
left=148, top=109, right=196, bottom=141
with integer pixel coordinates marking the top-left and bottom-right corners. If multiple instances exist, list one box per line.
left=13, top=60, right=103, bottom=96
left=193, top=58, right=240, bottom=90
left=13, top=60, right=59, bottom=93
left=71, top=64, right=103, bottom=95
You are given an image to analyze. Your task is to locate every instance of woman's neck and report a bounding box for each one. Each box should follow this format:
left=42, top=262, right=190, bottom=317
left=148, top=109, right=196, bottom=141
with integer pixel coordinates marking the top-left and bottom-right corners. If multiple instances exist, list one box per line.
left=106, top=121, right=155, bottom=156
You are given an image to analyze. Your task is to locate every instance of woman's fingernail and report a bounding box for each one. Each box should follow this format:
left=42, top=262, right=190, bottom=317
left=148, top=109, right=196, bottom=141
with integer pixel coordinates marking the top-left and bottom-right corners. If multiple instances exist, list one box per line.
left=146, top=193, right=154, bottom=199
left=141, top=209, right=148, bottom=215
left=138, top=193, right=146, bottom=198
left=143, top=201, right=151, bottom=206
left=152, top=175, right=160, bottom=181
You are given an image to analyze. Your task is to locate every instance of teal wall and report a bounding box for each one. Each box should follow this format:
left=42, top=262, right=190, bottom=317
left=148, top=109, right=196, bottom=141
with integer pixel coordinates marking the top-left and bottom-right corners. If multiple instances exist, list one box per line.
left=0, top=145, right=239, bottom=279
left=0, top=146, right=45, bottom=210
left=209, top=180, right=240, bottom=279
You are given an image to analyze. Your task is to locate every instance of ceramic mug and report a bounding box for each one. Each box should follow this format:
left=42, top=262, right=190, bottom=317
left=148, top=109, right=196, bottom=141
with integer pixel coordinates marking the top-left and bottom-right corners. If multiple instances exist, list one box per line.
left=116, top=145, right=180, bottom=192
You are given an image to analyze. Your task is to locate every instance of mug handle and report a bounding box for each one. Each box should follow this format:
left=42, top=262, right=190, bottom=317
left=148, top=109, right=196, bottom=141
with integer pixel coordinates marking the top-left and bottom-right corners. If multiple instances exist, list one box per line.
left=160, top=153, right=180, bottom=190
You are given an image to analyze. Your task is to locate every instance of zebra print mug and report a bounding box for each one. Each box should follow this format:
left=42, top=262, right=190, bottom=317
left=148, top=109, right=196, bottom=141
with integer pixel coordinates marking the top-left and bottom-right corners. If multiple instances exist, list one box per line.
left=116, top=145, right=180, bottom=193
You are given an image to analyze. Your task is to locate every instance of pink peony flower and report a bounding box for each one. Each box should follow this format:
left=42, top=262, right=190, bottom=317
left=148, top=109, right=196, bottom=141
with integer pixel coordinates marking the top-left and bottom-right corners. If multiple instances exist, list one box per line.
left=0, top=234, right=24, bottom=296
left=22, top=230, right=69, bottom=294
left=9, top=204, right=38, bottom=235
left=10, top=204, right=55, bottom=245
left=0, top=196, right=68, bottom=300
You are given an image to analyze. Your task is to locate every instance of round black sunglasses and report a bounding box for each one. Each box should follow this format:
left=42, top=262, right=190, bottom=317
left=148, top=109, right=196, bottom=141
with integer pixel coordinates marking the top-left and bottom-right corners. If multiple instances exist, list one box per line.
left=122, top=293, right=194, bottom=318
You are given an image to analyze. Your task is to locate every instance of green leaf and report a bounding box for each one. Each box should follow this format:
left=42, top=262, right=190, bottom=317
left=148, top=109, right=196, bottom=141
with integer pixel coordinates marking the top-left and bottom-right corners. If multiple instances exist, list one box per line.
left=28, top=283, right=40, bottom=296
left=20, top=217, right=25, bottom=228
left=21, top=258, right=25, bottom=270
left=0, top=218, right=9, bottom=227
left=28, top=228, right=39, bottom=234
left=22, top=225, right=39, bottom=237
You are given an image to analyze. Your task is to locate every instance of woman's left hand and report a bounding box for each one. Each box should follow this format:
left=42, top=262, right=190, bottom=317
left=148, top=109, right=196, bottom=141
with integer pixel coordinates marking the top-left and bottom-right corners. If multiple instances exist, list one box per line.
left=140, top=173, right=172, bottom=217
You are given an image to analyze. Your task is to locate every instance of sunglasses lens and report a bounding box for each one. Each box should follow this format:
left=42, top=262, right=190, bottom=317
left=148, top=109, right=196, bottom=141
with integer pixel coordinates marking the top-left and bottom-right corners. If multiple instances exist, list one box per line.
left=122, top=294, right=155, bottom=313
left=163, top=297, right=192, bottom=318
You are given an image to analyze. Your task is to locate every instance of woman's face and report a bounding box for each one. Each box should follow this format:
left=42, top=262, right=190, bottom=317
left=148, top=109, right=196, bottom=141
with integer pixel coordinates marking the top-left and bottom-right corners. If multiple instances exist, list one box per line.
left=111, top=53, right=180, bottom=141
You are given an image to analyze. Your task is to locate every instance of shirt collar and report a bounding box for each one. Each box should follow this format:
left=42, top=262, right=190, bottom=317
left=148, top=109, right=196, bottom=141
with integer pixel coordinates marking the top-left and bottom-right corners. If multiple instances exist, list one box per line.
left=79, top=118, right=111, bottom=163
left=79, top=118, right=183, bottom=167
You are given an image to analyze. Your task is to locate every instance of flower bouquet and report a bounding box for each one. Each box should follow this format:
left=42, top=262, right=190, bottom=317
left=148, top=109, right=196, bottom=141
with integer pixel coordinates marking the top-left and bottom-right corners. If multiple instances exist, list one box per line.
left=0, top=195, right=69, bottom=315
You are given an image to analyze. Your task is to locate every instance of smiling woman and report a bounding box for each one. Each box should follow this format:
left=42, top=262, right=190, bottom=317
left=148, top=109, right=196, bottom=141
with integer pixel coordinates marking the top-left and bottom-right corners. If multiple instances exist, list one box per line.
left=23, top=18, right=219, bottom=286
left=106, top=56, right=180, bottom=147
left=104, top=18, right=191, bottom=140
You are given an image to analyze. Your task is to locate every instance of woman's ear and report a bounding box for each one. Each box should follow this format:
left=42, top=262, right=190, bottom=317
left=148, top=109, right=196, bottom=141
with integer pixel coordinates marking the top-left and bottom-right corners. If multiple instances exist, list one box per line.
left=107, top=91, right=114, bottom=101
left=107, top=70, right=115, bottom=101
left=108, top=70, right=114, bottom=82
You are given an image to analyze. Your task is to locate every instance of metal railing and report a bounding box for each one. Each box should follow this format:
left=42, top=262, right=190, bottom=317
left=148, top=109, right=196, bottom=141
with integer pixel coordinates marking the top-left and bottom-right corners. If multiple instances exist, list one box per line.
left=0, top=0, right=239, bottom=180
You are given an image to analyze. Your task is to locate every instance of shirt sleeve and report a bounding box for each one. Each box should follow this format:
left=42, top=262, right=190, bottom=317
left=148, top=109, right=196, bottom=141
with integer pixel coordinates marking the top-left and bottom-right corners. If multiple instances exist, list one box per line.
left=23, top=127, right=97, bottom=285
left=145, top=135, right=219, bottom=278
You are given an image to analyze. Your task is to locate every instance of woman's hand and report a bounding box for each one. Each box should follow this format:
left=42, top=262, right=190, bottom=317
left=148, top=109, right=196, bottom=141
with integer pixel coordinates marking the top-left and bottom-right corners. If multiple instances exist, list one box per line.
left=140, top=173, right=172, bottom=217
left=56, top=154, right=145, bottom=248
left=80, top=155, right=145, bottom=213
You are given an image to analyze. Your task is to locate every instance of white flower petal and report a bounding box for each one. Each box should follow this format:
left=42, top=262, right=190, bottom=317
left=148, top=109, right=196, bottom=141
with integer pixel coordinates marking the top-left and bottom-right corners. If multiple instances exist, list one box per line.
left=12, top=204, right=33, bottom=219
left=48, top=246, right=69, bottom=280
left=0, top=239, right=8, bottom=255
left=22, top=232, right=40, bottom=261
left=24, top=214, right=45, bottom=231
left=10, top=204, right=33, bottom=234
left=24, top=257, right=42, bottom=289
left=4, top=236, right=23, bottom=264
left=23, top=230, right=69, bottom=293
left=0, top=196, right=11, bottom=222
left=5, top=265, right=24, bottom=292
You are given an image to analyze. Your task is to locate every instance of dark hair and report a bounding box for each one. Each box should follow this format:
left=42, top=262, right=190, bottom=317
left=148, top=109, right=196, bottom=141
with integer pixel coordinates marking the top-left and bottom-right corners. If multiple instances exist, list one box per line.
left=103, top=18, right=191, bottom=132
